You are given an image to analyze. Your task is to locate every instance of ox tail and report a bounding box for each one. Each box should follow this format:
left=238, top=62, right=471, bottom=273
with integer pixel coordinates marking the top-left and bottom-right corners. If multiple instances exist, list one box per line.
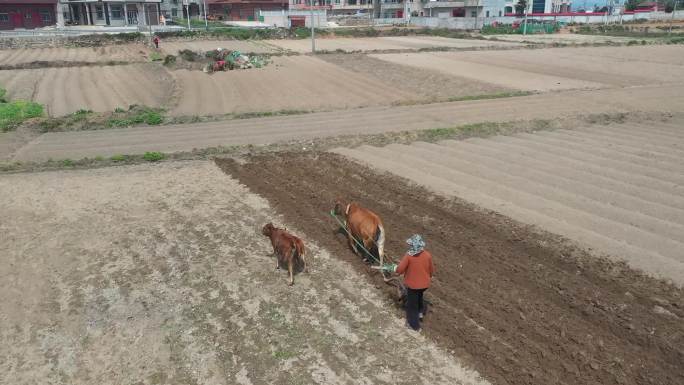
left=375, top=224, right=385, bottom=263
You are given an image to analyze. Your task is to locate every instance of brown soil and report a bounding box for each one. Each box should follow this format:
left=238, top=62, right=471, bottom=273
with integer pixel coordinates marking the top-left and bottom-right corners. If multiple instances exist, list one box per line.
left=216, top=152, right=684, bottom=385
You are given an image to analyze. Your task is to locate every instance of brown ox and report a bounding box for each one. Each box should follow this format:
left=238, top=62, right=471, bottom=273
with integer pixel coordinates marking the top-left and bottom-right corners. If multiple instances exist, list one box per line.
left=333, top=200, right=386, bottom=267
left=262, top=223, right=307, bottom=286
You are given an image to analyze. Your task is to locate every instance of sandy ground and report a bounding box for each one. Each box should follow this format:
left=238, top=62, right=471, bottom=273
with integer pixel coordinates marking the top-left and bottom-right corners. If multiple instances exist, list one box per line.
left=484, top=33, right=651, bottom=44
left=319, top=53, right=511, bottom=100
left=219, top=153, right=684, bottom=385
left=170, top=55, right=412, bottom=116
left=422, top=45, right=684, bottom=87
left=370, top=51, right=607, bottom=91
left=0, top=161, right=487, bottom=385
left=12, top=83, right=684, bottom=162
left=0, top=63, right=174, bottom=117
left=160, top=39, right=278, bottom=55
left=266, top=36, right=522, bottom=52
left=335, top=119, right=684, bottom=285
left=0, top=44, right=151, bottom=66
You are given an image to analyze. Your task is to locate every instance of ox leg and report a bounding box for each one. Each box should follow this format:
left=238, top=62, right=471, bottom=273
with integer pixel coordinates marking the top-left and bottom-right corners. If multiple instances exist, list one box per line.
left=301, top=253, right=308, bottom=273
left=347, top=233, right=359, bottom=256
left=274, top=253, right=280, bottom=271
left=288, top=260, right=294, bottom=286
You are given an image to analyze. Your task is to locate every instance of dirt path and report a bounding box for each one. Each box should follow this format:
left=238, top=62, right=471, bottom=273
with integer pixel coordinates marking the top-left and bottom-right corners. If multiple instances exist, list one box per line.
left=11, top=83, right=684, bottom=162
left=265, top=36, right=521, bottom=53
left=217, top=153, right=684, bottom=385
left=334, top=119, right=684, bottom=285
left=0, top=161, right=486, bottom=385
left=0, top=45, right=150, bottom=66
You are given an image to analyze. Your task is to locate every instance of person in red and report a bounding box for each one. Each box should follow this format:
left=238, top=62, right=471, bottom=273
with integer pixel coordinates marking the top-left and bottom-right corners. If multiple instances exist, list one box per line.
left=385, top=234, right=434, bottom=331
left=153, top=35, right=160, bottom=49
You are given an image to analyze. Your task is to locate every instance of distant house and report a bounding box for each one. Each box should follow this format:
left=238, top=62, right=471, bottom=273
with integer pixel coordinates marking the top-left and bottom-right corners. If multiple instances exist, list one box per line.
left=0, top=0, right=58, bottom=30
left=208, top=0, right=288, bottom=21
left=60, top=0, right=162, bottom=27
left=635, top=1, right=664, bottom=11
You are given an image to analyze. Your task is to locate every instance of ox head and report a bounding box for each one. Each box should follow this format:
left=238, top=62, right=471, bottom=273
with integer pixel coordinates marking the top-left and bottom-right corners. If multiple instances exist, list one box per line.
left=262, top=222, right=275, bottom=237
left=333, top=199, right=347, bottom=217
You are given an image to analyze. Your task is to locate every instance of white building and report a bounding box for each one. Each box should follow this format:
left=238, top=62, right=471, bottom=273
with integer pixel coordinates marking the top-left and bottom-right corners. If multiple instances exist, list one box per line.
left=60, top=0, right=162, bottom=26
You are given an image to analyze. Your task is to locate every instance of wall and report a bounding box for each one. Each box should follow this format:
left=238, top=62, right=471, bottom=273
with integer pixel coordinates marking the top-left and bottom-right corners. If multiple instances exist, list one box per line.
left=0, top=4, right=56, bottom=30
left=260, top=10, right=327, bottom=28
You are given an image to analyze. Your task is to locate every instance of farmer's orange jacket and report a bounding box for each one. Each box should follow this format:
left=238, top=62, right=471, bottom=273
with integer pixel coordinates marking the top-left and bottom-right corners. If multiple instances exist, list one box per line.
left=396, top=250, right=434, bottom=289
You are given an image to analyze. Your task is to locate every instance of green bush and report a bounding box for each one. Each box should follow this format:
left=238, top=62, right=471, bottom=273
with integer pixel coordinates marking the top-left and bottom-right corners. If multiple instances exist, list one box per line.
left=0, top=99, right=44, bottom=132
left=0, top=87, right=6, bottom=103
left=179, top=49, right=199, bottom=62
left=143, top=151, right=165, bottom=162
left=163, top=55, right=176, bottom=66
left=110, top=154, right=127, bottom=162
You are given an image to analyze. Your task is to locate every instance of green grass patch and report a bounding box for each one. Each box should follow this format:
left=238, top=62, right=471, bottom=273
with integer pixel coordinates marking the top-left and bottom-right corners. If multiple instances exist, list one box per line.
left=272, top=350, right=297, bottom=360
left=106, top=105, right=164, bottom=128
left=445, top=91, right=533, bottom=103
left=0, top=90, right=44, bottom=132
left=150, top=52, right=163, bottom=62
left=143, top=151, right=165, bottom=162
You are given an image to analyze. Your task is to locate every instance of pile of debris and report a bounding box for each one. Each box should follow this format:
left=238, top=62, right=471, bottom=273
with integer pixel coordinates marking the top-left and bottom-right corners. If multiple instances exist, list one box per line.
left=203, top=48, right=269, bottom=73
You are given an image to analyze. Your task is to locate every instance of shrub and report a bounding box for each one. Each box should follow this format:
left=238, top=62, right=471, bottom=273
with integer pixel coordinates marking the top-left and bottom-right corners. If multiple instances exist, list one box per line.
left=163, top=55, right=176, bottom=66
left=0, top=99, right=44, bottom=132
left=143, top=151, right=165, bottom=162
left=179, top=49, right=199, bottom=62
left=110, top=154, right=127, bottom=162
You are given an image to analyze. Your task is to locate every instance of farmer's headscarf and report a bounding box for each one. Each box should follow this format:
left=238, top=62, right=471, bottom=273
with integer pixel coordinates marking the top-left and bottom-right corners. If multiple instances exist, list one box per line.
left=406, top=234, right=425, bottom=256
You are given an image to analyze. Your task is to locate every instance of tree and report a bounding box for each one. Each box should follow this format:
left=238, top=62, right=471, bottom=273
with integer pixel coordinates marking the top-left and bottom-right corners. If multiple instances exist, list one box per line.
left=515, top=0, right=528, bottom=15
left=625, top=0, right=640, bottom=11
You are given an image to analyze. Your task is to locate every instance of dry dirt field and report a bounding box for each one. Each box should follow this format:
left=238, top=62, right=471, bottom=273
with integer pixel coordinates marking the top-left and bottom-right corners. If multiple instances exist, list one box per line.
left=1, top=43, right=682, bottom=117
left=266, top=36, right=522, bottom=52
left=335, top=118, right=684, bottom=286
left=370, top=44, right=684, bottom=91
left=219, top=151, right=684, bottom=385
left=0, top=161, right=486, bottom=385
left=0, top=44, right=151, bottom=67
left=160, top=39, right=278, bottom=55
left=0, top=63, right=174, bottom=117
left=169, top=55, right=413, bottom=116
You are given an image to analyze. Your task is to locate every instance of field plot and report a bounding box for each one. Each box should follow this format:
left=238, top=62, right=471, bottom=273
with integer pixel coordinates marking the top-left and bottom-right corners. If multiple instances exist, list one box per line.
left=0, top=63, right=173, bottom=116
left=420, top=45, right=684, bottom=87
left=160, top=39, right=278, bottom=55
left=0, top=45, right=150, bottom=67
left=335, top=119, right=684, bottom=285
left=370, top=51, right=606, bottom=91
left=170, top=55, right=412, bottom=116
left=0, top=161, right=485, bottom=385
left=320, top=53, right=512, bottom=101
left=266, top=36, right=522, bottom=52
left=220, top=152, right=684, bottom=385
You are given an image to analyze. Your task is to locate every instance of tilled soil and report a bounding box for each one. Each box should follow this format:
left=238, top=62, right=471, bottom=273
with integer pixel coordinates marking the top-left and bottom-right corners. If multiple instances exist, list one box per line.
left=217, top=152, right=684, bottom=385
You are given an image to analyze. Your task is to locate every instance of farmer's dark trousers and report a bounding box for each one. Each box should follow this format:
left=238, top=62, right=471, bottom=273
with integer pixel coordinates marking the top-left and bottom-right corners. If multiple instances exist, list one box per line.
left=406, top=287, right=427, bottom=331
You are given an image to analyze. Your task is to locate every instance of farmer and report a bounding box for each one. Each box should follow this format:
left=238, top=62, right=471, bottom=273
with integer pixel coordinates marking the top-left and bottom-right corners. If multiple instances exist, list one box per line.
left=384, top=234, right=434, bottom=331
left=153, top=35, right=160, bottom=49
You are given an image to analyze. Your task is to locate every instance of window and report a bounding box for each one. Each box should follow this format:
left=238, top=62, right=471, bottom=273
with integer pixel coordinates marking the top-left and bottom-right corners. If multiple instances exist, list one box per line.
left=335, top=0, right=340, bottom=3
left=111, top=5, right=123, bottom=19
left=486, top=10, right=489, bottom=17
left=471, top=11, right=477, bottom=17
left=498, top=10, right=502, bottom=16
left=40, top=9, right=51, bottom=22
left=348, top=0, right=356, bottom=4
left=172, top=8, right=178, bottom=17
left=0, top=13, right=8, bottom=22
left=96, top=5, right=104, bottom=20
left=25, top=12, right=32, bottom=19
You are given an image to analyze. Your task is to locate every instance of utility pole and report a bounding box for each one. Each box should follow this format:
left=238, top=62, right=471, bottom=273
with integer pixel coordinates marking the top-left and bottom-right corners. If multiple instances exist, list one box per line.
left=670, top=0, right=679, bottom=36
left=184, top=0, right=191, bottom=30
left=311, top=4, right=315, bottom=53
left=523, top=5, right=528, bottom=35
left=203, top=0, right=208, bottom=30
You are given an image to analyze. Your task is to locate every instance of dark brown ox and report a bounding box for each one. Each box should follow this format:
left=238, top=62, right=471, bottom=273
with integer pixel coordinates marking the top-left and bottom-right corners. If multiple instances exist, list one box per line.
left=333, top=200, right=386, bottom=267
left=262, top=223, right=308, bottom=286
